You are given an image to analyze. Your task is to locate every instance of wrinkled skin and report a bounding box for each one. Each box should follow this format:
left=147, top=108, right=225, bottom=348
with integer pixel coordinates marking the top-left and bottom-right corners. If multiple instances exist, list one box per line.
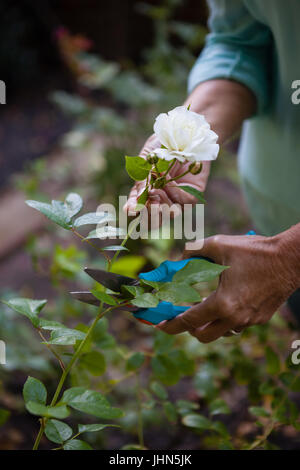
left=156, top=231, right=300, bottom=342
left=123, top=134, right=211, bottom=214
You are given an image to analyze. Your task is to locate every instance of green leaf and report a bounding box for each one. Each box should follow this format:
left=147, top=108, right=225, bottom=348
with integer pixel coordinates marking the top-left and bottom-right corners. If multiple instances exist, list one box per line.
left=179, top=185, right=206, bottom=203
left=211, top=421, right=230, bottom=438
left=131, top=293, right=159, bottom=308
left=62, top=387, right=123, bottom=419
left=150, top=381, right=168, bottom=400
left=121, top=285, right=145, bottom=298
left=140, top=279, right=162, bottom=291
left=78, top=423, right=119, bottom=433
left=63, top=439, right=92, bottom=450
left=65, top=193, right=83, bottom=218
left=169, top=350, right=195, bottom=376
left=182, top=413, right=211, bottom=430
left=290, top=377, right=300, bottom=392
left=121, top=444, right=146, bottom=450
left=26, top=200, right=72, bottom=229
left=45, top=419, right=73, bottom=444
left=126, top=352, right=145, bottom=371
left=38, top=319, right=67, bottom=331
left=48, top=328, right=86, bottom=346
left=156, top=159, right=170, bottom=172
left=111, top=255, right=146, bottom=277
left=73, top=212, right=115, bottom=227
left=101, top=245, right=129, bottom=252
left=0, top=409, right=10, bottom=427
left=23, top=377, right=47, bottom=405
left=90, top=289, right=119, bottom=306
left=151, top=354, right=180, bottom=385
left=176, top=400, right=199, bottom=416
left=209, top=399, right=230, bottom=416
left=80, top=351, right=106, bottom=376
left=137, top=188, right=149, bottom=207
left=125, top=156, right=152, bottom=181
left=173, top=259, right=228, bottom=284
left=194, top=364, right=218, bottom=398
left=85, top=226, right=126, bottom=240
left=1, top=298, right=47, bottom=327
left=155, top=282, right=201, bottom=304
left=265, top=346, right=281, bottom=375
left=153, top=330, right=175, bottom=354
left=163, top=402, right=177, bottom=422
left=249, top=406, right=270, bottom=418
left=26, top=402, right=70, bottom=419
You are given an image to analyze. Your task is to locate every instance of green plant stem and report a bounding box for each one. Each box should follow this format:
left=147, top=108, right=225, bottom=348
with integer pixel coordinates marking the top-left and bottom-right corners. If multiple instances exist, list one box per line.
left=37, top=329, right=65, bottom=371
left=167, top=168, right=190, bottom=183
left=249, top=373, right=300, bottom=450
left=163, top=158, right=176, bottom=177
left=136, top=374, right=145, bottom=449
left=72, top=228, right=111, bottom=264
left=108, top=214, right=141, bottom=271
left=32, top=301, right=111, bottom=450
left=33, top=419, right=45, bottom=451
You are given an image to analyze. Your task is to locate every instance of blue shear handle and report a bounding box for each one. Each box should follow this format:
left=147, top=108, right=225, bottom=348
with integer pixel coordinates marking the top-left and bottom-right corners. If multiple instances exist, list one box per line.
left=133, top=302, right=188, bottom=325
left=135, top=230, right=256, bottom=325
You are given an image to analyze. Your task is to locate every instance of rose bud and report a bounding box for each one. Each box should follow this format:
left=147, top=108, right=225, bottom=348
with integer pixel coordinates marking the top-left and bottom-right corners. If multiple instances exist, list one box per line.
left=189, top=162, right=203, bottom=175
left=147, top=153, right=159, bottom=164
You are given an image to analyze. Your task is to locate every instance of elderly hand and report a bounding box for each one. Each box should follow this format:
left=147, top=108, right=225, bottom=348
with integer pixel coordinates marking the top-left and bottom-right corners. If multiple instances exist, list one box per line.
left=123, top=134, right=210, bottom=214
left=157, top=230, right=300, bottom=342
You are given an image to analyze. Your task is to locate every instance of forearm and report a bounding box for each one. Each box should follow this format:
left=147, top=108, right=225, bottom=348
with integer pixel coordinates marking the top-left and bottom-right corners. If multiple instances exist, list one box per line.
left=184, top=79, right=256, bottom=144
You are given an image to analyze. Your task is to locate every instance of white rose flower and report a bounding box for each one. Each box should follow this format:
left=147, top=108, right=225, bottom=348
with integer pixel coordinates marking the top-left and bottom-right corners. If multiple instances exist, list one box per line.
left=153, top=105, right=219, bottom=163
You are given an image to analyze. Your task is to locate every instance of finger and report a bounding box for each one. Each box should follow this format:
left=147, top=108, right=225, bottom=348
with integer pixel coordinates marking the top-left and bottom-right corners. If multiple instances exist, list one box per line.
left=148, top=189, right=173, bottom=207
left=165, top=180, right=197, bottom=205
left=182, top=235, right=224, bottom=264
left=124, top=182, right=146, bottom=213
left=223, top=326, right=244, bottom=337
left=191, top=318, right=235, bottom=343
left=157, top=294, right=218, bottom=335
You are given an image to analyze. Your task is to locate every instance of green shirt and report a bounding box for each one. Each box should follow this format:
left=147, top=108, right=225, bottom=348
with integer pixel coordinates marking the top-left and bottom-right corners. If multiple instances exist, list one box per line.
left=188, top=0, right=300, bottom=235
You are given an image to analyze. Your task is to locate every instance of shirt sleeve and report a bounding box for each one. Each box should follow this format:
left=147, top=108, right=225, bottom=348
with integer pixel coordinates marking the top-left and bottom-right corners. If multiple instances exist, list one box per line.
left=188, top=0, right=273, bottom=114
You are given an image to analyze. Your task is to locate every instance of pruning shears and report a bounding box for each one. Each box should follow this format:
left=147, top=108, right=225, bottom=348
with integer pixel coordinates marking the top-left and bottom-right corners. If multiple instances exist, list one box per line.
left=71, top=231, right=256, bottom=326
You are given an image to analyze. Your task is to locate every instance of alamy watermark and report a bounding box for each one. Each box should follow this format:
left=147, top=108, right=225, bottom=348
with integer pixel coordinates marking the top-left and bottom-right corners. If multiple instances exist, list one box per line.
left=291, top=80, right=300, bottom=104
left=291, top=339, right=300, bottom=365
left=0, top=340, right=6, bottom=365
left=0, top=80, right=6, bottom=104
left=94, top=196, right=204, bottom=250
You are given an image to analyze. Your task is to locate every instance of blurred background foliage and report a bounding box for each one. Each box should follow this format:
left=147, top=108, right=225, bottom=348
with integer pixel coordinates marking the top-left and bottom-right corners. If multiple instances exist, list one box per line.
left=0, top=0, right=299, bottom=450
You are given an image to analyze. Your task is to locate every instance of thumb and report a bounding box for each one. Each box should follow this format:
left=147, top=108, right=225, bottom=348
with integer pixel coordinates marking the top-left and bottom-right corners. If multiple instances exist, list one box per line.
left=183, top=235, right=224, bottom=265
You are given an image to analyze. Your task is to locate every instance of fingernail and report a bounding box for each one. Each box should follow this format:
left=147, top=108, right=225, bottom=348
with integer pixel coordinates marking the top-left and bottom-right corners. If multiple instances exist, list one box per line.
left=155, top=320, right=167, bottom=329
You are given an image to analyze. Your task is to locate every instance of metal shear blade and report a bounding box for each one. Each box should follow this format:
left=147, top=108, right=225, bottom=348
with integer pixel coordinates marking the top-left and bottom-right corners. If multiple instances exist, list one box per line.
left=70, top=291, right=138, bottom=312
left=84, top=267, right=139, bottom=293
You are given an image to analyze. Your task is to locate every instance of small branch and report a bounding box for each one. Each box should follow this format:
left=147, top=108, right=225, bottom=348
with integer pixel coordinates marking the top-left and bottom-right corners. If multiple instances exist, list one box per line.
left=163, top=158, right=176, bottom=177
left=167, top=168, right=190, bottom=183
left=71, top=228, right=111, bottom=264
left=38, top=329, right=65, bottom=371
left=136, top=374, right=145, bottom=449
left=32, top=302, right=115, bottom=450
